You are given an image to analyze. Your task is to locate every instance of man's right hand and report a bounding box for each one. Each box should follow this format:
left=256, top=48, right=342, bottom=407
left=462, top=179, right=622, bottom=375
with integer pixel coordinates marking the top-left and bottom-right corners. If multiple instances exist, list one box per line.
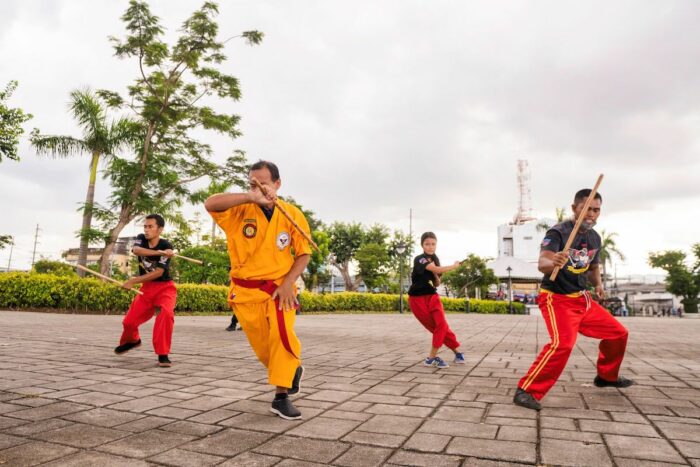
left=248, top=187, right=276, bottom=207
left=122, top=278, right=137, bottom=290
left=552, top=251, right=569, bottom=269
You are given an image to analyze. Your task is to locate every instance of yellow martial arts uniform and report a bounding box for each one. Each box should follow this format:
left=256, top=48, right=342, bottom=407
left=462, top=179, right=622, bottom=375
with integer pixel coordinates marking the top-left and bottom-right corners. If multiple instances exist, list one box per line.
left=210, top=200, right=311, bottom=387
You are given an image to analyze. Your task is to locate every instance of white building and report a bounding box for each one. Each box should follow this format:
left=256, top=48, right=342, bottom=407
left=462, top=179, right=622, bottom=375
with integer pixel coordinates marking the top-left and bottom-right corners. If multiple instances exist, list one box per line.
left=497, top=220, right=550, bottom=264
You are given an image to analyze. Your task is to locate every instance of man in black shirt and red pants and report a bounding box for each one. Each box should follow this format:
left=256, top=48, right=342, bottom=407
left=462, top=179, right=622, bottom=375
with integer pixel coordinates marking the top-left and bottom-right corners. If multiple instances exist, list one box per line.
left=114, top=214, right=177, bottom=368
left=514, top=189, right=633, bottom=411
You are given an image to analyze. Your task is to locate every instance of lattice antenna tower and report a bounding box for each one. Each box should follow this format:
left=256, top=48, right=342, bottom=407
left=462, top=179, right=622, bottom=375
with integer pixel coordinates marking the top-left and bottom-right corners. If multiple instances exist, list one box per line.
left=513, top=159, right=535, bottom=224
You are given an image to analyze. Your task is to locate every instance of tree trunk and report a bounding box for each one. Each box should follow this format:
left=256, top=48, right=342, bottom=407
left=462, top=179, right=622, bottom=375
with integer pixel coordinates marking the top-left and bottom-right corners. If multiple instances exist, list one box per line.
left=338, top=262, right=356, bottom=291
left=99, top=208, right=133, bottom=276
left=77, top=151, right=100, bottom=277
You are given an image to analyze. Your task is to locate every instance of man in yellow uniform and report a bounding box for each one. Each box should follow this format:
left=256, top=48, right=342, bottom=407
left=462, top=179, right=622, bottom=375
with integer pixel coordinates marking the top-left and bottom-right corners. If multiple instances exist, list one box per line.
left=205, top=160, right=311, bottom=420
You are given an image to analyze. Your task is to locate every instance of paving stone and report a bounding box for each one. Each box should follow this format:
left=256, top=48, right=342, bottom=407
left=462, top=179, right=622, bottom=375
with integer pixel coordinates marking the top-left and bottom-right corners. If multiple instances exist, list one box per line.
left=98, top=429, right=195, bottom=458
left=580, top=419, right=659, bottom=437
left=403, top=432, right=451, bottom=452
left=387, top=449, right=463, bottom=467
left=222, top=412, right=303, bottom=433
left=254, top=435, right=350, bottom=463
left=0, top=441, right=77, bottom=465
left=106, top=395, right=178, bottom=413
left=64, top=391, right=132, bottom=407
left=182, top=427, right=272, bottom=457
left=159, top=420, right=223, bottom=436
left=8, top=401, right=90, bottom=421
left=497, top=425, right=537, bottom=442
left=446, top=438, right=536, bottom=464
left=0, top=433, right=27, bottom=450
left=541, top=438, right=613, bottom=466
left=287, top=416, right=362, bottom=440
left=113, top=415, right=173, bottom=432
left=655, top=421, right=700, bottom=441
left=431, top=405, right=485, bottom=422
left=541, top=427, right=603, bottom=443
left=147, top=447, right=225, bottom=466
left=605, top=434, right=686, bottom=463
left=41, top=450, right=150, bottom=466
left=61, top=407, right=143, bottom=427
left=357, top=414, right=423, bottom=436
left=342, top=430, right=407, bottom=447
left=419, top=419, right=498, bottom=438
left=333, top=445, right=393, bottom=466
left=365, top=403, right=433, bottom=418
left=33, top=423, right=129, bottom=448
left=674, top=440, right=700, bottom=459
left=218, top=451, right=281, bottom=466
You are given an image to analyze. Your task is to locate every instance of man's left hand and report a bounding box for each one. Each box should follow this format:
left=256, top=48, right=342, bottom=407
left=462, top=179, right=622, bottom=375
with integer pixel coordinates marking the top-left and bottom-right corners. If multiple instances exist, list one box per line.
left=594, top=285, right=606, bottom=300
left=272, top=281, right=297, bottom=312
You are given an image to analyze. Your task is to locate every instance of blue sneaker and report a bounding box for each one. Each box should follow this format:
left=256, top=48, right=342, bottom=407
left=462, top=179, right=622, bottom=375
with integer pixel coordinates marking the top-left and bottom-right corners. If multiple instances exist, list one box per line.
left=424, top=357, right=449, bottom=369
left=454, top=352, right=466, bottom=364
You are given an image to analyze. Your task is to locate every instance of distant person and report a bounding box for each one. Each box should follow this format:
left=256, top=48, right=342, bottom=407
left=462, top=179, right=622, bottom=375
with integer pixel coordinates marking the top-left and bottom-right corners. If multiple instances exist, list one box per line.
left=408, top=232, right=466, bottom=369
left=115, top=214, right=177, bottom=368
left=513, top=189, right=633, bottom=412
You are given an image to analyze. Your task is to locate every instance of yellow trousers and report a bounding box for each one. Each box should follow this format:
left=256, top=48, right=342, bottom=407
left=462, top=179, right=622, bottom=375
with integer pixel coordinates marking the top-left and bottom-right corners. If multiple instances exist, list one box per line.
left=233, top=299, right=301, bottom=388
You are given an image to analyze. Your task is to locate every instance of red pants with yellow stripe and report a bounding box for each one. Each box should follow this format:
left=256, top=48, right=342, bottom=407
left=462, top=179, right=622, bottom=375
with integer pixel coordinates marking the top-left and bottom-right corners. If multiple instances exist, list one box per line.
left=233, top=299, right=301, bottom=388
left=120, top=281, right=177, bottom=356
left=518, top=290, right=628, bottom=400
left=409, top=294, right=461, bottom=350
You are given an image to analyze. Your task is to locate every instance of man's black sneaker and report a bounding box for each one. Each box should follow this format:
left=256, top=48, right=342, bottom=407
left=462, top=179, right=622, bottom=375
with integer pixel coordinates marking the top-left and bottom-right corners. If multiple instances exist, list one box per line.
left=270, top=395, right=302, bottom=420
left=513, top=387, right=541, bottom=411
left=158, top=355, right=172, bottom=367
left=225, top=324, right=237, bottom=331
left=114, top=340, right=141, bottom=355
left=288, top=365, right=304, bottom=396
left=594, top=375, right=634, bottom=388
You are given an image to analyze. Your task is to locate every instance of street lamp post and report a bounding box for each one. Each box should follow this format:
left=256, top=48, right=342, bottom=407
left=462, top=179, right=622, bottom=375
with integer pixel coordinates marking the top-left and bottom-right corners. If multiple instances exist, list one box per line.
left=506, top=266, right=513, bottom=314
left=396, top=243, right=407, bottom=314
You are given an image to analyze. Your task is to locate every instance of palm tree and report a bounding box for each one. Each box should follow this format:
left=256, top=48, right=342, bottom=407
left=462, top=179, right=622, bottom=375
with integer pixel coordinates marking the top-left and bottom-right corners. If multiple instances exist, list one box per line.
left=598, top=230, right=626, bottom=287
left=536, top=207, right=568, bottom=232
left=31, top=89, right=137, bottom=276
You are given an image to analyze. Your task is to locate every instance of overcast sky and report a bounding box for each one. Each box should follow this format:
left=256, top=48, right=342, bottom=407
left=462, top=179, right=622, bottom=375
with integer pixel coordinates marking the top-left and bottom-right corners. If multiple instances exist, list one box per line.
left=1, top=0, right=698, bottom=277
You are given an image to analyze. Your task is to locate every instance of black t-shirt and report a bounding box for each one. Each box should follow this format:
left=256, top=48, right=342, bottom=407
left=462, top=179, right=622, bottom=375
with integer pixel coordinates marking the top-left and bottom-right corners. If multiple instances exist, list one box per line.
left=539, top=220, right=601, bottom=294
left=408, top=253, right=440, bottom=296
left=132, top=234, right=173, bottom=282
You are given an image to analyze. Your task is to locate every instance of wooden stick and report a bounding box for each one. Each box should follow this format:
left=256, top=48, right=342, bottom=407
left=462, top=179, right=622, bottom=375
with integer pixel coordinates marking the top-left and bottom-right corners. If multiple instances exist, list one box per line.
left=550, top=174, right=604, bottom=281
left=250, top=177, right=321, bottom=253
left=157, top=252, right=203, bottom=265
left=74, top=264, right=144, bottom=295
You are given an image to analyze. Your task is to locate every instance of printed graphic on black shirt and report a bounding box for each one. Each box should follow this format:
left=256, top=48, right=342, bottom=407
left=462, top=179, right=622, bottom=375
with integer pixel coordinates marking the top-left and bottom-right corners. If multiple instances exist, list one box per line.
left=408, top=253, right=440, bottom=296
left=132, top=234, right=173, bottom=282
left=539, top=221, right=600, bottom=295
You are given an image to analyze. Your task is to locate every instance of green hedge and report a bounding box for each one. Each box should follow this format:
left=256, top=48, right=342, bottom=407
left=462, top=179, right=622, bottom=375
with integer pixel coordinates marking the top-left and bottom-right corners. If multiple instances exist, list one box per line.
left=0, top=272, right=524, bottom=314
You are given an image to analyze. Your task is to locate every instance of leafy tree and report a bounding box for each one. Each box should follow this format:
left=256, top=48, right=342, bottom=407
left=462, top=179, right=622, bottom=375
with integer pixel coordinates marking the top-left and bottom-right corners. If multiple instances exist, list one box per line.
left=0, top=81, right=32, bottom=162
left=355, top=242, right=391, bottom=291
left=598, top=229, right=625, bottom=285
left=94, top=1, right=262, bottom=275
left=175, top=238, right=230, bottom=285
left=31, top=89, right=137, bottom=276
left=442, top=254, right=498, bottom=298
left=327, top=222, right=364, bottom=291
left=0, top=235, right=12, bottom=250
left=649, top=244, right=700, bottom=313
left=33, top=259, right=76, bottom=276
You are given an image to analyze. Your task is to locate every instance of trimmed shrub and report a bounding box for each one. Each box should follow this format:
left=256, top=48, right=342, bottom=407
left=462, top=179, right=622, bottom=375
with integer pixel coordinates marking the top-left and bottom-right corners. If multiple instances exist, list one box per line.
left=0, top=272, right=524, bottom=314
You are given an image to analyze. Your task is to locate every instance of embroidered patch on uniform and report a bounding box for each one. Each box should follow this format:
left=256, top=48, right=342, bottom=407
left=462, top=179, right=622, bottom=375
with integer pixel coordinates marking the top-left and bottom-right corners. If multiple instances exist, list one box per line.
left=541, top=238, right=552, bottom=247
left=276, top=231, right=290, bottom=250
left=243, top=223, right=257, bottom=239
left=243, top=218, right=256, bottom=223
left=419, top=258, right=428, bottom=264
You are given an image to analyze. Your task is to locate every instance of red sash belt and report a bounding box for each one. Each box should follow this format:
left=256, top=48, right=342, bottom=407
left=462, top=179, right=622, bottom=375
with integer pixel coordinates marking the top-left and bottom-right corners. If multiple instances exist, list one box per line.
left=232, top=277, right=299, bottom=359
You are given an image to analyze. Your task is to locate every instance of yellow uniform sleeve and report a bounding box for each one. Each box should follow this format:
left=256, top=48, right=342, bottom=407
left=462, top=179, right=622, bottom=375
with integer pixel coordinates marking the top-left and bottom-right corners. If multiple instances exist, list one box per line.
left=290, top=207, right=313, bottom=257
left=208, top=205, right=242, bottom=234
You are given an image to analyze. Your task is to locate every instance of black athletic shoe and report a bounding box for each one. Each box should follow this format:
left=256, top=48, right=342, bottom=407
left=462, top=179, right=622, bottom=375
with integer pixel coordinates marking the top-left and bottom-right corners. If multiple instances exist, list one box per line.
left=270, top=396, right=302, bottom=420
left=594, top=375, right=634, bottom=388
left=513, top=387, right=541, bottom=411
left=226, top=324, right=237, bottom=331
left=158, top=355, right=172, bottom=367
left=288, top=365, right=304, bottom=396
left=114, top=339, right=141, bottom=355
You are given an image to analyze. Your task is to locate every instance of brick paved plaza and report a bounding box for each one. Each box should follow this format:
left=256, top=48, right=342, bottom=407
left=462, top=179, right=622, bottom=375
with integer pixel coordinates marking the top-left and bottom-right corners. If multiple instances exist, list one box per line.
left=0, top=310, right=699, bottom=466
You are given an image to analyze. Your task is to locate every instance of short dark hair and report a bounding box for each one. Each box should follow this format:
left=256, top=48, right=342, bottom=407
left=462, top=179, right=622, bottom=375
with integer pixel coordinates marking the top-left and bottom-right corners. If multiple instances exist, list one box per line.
left=574, top=189, right=602, bottom=205
left=421, top=232, right=437, bottom=245
left=145, top=214, right=165, bottom=228
left=250, top=160, right=280, bottom=182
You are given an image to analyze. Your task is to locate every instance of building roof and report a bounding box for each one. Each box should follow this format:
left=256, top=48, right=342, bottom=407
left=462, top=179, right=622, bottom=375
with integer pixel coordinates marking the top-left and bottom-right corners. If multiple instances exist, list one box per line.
left=488, top=256, right=542, bottom=282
